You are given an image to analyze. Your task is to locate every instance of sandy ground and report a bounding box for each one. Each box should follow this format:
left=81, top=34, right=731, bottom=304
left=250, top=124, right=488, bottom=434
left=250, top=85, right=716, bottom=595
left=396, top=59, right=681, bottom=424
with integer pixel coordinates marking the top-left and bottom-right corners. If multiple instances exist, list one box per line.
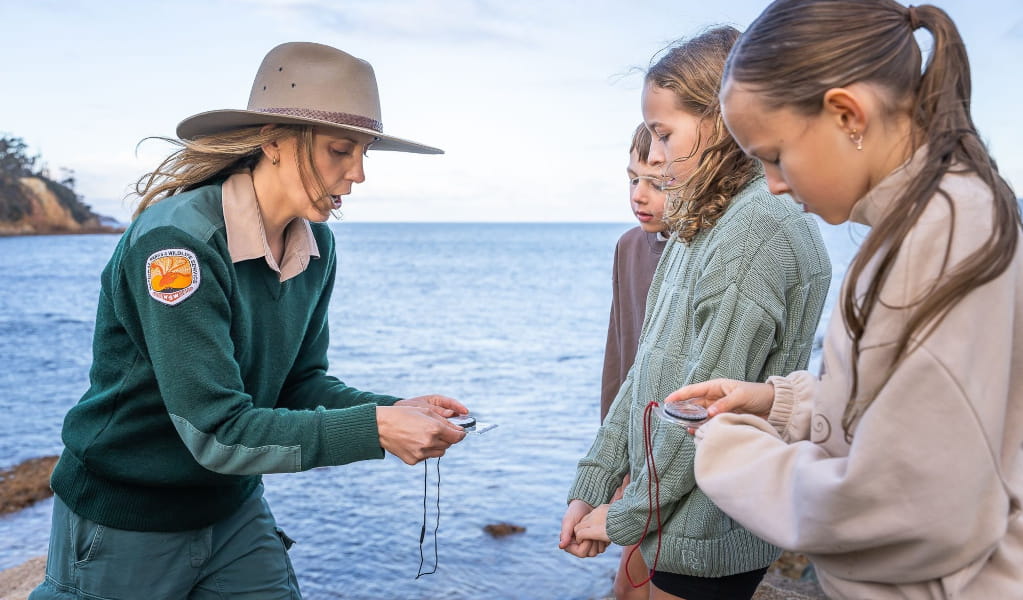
left=753, top=571, right=828, bottom=600
left=0, top=557, right=45, bottom=600
left=0, top=456, right=827, bottom=599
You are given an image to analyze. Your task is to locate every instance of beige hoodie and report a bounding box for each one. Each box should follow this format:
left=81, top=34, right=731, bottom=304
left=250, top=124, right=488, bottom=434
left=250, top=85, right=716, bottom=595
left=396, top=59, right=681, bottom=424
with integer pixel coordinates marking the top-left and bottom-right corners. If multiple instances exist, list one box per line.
left=693, top=149, right=1023, bottom=599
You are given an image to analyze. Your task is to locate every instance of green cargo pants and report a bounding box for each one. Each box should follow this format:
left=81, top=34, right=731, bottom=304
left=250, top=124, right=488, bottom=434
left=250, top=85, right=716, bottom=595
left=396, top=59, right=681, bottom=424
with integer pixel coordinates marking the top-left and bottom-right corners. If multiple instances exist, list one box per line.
left=28, top=484, right=301, bottom=599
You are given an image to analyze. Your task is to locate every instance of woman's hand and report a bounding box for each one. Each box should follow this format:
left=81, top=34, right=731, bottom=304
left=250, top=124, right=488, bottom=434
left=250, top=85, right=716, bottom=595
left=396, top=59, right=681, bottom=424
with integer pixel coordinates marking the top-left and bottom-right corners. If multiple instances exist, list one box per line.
left=375, top=405, right=466, bottom=465
left=574, top=503, right=611, bottom=544
left=559, top=499, right=608, bottom=558
left=664, top=379, right=776, bottom=421
left=395, top=394, right=468, bottom=418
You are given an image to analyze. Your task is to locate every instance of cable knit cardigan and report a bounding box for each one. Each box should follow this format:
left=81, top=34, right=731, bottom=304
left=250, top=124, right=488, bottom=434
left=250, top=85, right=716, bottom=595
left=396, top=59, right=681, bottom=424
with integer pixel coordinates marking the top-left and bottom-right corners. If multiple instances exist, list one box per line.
left=569, top=176, right=831, bottom=577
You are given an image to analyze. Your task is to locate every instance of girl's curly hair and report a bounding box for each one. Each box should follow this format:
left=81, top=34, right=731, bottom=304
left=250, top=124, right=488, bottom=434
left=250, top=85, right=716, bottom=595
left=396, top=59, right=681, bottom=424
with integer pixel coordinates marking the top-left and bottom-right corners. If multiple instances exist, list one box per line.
left=647, top=26, right=761, bottom=244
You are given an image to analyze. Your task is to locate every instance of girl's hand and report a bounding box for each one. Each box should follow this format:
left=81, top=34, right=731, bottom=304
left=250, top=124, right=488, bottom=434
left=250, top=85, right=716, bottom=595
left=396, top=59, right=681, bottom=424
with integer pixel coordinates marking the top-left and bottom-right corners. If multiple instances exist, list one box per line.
left=375, top=405, right=466, bottom=465
left=665, top=379, right=776, bottom=421
left=395, top=394, right=468, bottom=418
left=560, top=500, right=607, bottom=557
left=574, top=503, right=611, bottom=544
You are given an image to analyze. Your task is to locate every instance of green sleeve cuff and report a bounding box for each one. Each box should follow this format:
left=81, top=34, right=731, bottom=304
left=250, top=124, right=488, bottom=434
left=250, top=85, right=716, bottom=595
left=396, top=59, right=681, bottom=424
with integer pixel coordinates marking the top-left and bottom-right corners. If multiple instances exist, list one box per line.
left=606, top=500, right=647, bottom=546
left=319, top=403, right=384, bottom=466
left=567, top=465, right=618, bottom=508
left=370, top=394, right=401, bottom=407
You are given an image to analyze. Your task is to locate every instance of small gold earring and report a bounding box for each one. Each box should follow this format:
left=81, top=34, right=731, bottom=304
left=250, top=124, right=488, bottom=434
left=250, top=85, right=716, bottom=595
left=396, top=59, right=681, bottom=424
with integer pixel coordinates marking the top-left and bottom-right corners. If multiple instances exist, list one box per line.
left=271, top=156, right=279, bottom=166
left=850, top=129, right=864, bottom=151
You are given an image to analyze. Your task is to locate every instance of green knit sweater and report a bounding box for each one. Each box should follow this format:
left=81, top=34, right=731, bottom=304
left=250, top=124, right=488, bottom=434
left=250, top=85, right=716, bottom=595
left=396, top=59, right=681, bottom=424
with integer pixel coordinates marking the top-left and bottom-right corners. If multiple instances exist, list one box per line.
left=51, top=182, right=399, bottom=532
left=568, top=177, right=831, bottom=577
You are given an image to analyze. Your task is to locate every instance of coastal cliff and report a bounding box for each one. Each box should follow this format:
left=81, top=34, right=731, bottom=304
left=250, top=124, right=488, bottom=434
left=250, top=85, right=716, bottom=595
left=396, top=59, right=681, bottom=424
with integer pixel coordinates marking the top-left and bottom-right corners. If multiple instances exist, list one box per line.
left=0, top=176, right=122, bottom=236
left=0, top=135, right=122, bottom=236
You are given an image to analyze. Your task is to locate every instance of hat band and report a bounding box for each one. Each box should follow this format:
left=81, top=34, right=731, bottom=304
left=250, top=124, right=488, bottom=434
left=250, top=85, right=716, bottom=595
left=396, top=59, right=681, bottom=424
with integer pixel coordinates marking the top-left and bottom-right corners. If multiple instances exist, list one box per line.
left=255, top=107, right=383, bottom=133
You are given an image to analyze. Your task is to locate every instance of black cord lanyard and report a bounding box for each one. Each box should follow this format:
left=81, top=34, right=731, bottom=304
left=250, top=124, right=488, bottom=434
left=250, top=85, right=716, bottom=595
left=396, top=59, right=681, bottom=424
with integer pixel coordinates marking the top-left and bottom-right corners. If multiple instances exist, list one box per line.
left=415, top=456, right=441, bottom=579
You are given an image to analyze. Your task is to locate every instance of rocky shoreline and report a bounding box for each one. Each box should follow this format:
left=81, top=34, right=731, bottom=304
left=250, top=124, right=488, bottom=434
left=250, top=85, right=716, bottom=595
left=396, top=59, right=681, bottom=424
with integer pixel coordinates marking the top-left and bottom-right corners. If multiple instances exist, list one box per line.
left=0, top=457, right=826, bottom=599
left=0, top=457, right=58, bottom=517
left=0, top=456, right=57, bottom=600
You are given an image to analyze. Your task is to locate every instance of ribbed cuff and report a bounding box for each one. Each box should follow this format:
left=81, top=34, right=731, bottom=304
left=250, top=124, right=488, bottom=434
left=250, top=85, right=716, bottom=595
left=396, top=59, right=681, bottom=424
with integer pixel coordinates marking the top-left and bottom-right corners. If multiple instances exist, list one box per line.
left=766, top=374, right=795, bottom=436
left=606, top=499, right=646, bottom=546
left=767, top=371, right=816, bottom=442
left=374, top=394, right=401, bottom=406
left=320, top=403, right=384, bottom=466
left=567, top=465, right=617, bottom=508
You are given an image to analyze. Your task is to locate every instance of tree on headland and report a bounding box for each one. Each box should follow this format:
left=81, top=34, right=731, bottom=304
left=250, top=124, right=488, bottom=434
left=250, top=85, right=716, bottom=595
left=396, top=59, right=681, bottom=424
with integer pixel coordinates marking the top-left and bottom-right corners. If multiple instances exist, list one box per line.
left=0, top=136, right=39, bottom=221
left=0, top=133, right=98, bottom=224
left=0, top=136, right=39, bottom=178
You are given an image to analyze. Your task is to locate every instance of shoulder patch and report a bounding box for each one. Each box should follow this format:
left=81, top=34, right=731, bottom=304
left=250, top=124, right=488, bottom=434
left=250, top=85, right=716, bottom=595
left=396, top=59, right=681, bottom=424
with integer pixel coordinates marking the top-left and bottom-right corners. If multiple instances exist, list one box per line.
left=146, top=248, right=201, bottom=306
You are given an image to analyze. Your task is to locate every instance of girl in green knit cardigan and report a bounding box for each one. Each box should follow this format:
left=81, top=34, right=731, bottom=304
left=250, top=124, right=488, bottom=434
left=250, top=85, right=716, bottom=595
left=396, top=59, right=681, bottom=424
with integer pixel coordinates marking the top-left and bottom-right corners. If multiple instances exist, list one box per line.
left=559, top=26, right=831, bottom=600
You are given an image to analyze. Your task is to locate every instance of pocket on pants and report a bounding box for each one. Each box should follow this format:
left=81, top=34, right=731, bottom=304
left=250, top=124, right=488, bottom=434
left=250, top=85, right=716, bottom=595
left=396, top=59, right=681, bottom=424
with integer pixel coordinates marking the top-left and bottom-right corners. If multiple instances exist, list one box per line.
left=69, top=511, right=105, bottom=567
left=71, top=518, right=204, bottom=599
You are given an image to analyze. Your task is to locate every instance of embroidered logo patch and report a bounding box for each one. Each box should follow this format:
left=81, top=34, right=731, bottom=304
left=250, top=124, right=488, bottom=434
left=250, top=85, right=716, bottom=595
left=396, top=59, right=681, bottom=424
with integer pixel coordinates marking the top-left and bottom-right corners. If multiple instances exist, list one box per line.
left=146, top=248, right=200, bottom=306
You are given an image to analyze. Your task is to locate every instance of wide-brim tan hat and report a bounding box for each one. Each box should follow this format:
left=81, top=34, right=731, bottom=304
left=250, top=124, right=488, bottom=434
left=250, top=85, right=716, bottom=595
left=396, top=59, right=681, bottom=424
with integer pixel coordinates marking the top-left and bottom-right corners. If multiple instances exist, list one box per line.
left=176, top=42, right=442, bottom=154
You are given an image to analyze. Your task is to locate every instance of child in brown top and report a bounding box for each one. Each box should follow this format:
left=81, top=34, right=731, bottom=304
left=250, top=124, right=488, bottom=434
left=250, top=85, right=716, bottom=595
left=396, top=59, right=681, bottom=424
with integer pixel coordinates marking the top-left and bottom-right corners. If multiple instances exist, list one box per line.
left=601, top=124, right=669, bottom=600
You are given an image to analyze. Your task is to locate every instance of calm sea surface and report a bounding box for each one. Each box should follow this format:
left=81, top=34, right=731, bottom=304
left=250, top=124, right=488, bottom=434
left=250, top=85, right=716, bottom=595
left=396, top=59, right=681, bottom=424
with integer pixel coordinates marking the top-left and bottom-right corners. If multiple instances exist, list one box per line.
left=0, top=221, right=862, bottom=599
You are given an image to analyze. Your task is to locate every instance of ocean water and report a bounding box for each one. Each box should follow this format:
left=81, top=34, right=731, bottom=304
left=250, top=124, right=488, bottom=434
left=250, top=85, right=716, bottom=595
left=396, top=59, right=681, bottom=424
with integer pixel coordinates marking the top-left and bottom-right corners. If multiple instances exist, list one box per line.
left=0, top=220, right=862, bottom=599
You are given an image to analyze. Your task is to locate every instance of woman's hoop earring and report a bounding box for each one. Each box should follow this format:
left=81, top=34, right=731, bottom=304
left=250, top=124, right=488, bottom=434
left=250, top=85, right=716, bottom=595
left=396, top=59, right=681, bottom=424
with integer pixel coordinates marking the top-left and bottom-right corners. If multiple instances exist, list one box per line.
left=850, top=129, right=864, bottom=151
left=271, top=156, right=280, bottom=166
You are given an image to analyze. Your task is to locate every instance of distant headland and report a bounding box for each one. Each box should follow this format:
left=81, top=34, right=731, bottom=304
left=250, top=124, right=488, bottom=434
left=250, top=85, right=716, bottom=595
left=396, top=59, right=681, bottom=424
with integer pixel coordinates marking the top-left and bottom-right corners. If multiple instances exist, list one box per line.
left=0, top=135, right=123, bottom=236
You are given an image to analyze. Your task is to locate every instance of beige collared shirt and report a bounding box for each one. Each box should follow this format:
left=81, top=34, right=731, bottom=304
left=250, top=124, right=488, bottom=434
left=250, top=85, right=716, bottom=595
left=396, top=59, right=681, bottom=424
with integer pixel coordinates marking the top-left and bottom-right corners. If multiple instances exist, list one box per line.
left=222, top=172, right=320, bottom=282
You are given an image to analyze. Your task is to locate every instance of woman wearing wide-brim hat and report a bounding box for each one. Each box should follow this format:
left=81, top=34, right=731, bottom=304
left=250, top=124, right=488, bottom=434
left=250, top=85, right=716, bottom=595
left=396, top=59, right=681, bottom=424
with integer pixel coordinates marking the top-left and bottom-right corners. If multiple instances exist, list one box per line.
left=30, top=42, right=468, bottom=600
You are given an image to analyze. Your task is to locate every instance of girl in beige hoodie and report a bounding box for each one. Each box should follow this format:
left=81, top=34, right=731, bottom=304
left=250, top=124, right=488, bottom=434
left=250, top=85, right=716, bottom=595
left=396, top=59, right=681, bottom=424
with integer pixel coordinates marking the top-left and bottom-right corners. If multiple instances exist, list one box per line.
left=667, top=1, right=1023, bottom=599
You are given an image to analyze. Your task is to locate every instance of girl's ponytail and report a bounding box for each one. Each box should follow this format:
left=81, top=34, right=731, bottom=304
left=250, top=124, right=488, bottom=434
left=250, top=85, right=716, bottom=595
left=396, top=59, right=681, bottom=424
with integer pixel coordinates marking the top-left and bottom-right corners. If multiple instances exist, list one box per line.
left=911, top=4, right=972, bottom=137
left=728, top=0, right=1020, bottom=440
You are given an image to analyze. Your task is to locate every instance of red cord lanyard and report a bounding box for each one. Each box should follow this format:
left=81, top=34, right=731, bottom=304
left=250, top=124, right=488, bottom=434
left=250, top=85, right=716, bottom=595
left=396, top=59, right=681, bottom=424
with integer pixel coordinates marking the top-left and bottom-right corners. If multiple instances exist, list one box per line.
left=627, top=401, right=663, bottom=588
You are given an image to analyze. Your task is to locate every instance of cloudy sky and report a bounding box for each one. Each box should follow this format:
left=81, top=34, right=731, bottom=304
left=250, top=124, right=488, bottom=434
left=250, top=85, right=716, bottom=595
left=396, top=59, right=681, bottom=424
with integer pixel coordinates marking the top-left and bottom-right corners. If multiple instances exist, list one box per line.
left=4, top=0, right=1022, bottom=223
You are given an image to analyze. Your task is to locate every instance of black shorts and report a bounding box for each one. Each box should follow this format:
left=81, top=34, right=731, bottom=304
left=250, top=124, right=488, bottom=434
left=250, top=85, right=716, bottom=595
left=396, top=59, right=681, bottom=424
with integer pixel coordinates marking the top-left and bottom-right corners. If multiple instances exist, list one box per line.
left=650, top=566, right=769, bottom=600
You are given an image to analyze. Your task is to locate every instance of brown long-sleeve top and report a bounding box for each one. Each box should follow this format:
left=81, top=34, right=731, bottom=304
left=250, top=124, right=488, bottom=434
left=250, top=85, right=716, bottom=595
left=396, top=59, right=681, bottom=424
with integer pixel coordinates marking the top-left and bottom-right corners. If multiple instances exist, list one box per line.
left=600, top=226, right=666, bottom=421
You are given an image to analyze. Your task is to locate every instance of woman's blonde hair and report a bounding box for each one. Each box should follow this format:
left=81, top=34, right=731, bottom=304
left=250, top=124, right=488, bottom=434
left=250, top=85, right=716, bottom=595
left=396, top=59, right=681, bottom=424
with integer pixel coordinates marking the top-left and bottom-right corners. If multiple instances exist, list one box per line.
left=646, top=26, right=761, bottom=244
left=132, top=125, right=336, bottom=219
left=726, top=0, right=1020, bottom=440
